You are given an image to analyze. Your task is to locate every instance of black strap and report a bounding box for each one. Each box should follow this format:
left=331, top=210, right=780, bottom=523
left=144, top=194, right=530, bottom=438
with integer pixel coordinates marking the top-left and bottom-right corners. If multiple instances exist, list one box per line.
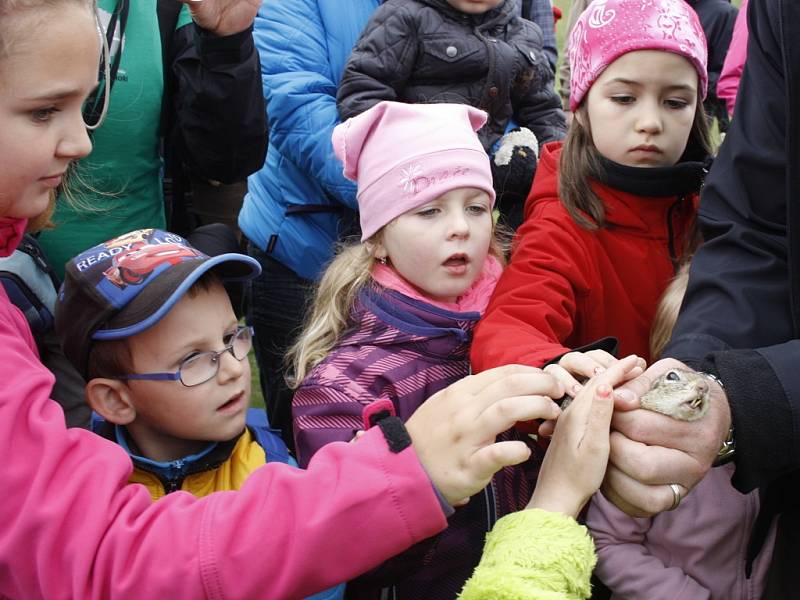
left=83, top=0, right=130, bottom=128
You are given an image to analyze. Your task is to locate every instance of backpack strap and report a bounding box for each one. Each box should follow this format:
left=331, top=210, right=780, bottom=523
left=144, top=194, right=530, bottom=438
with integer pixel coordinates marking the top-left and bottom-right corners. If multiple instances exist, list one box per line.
left=246, top=408, right=293, bottom=465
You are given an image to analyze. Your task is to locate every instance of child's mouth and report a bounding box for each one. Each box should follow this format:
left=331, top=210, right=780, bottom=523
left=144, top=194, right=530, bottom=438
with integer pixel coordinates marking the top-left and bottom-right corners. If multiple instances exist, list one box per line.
left=443, top=254, right=469, bottom=274
left=218, top=392, right=244, bottom=413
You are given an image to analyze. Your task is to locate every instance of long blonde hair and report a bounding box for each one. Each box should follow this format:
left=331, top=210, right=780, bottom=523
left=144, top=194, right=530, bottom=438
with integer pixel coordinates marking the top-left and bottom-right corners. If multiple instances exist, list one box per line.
left=649, top=263, right=690, bottom=360
left=287, top=228, right=509, bottom=388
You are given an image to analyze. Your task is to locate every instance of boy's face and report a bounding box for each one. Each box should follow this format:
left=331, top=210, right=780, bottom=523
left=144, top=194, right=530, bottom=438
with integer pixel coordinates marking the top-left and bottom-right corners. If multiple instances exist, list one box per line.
left=123, top=282, right=251, bottom=462
left=445, top=0, right=504, bottom=14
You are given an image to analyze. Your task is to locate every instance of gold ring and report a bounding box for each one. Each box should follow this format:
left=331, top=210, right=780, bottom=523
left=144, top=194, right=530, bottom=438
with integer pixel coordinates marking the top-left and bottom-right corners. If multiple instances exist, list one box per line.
left=668, top=483, right=682, bottom=511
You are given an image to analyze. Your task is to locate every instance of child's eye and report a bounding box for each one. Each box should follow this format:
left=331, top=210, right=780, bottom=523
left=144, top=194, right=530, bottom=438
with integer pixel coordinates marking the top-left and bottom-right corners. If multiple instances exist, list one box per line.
left=610, top=95, right=635, bottom=105
left=416, top=207, right=439, bottom=217
left=665, top=98, right=690, bottom=110
left=467, top=204, right=489, bottom=215
left=31, top=107, right=59, bottom=122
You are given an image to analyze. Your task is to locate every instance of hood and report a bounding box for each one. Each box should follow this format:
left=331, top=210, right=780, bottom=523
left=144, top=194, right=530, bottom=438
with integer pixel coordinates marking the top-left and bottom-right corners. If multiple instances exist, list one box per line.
left=417, top=0, right=516, bottom=27
left=525, top=142, right=699, bottom=236
left=0, top=218, right=28, bottom=258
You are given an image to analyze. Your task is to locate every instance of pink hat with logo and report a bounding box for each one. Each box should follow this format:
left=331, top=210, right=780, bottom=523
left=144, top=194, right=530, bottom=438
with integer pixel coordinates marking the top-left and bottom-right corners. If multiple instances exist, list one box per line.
left=332, top=101, right=495, bottom=241
left=568, top=0, right=708, bottom=111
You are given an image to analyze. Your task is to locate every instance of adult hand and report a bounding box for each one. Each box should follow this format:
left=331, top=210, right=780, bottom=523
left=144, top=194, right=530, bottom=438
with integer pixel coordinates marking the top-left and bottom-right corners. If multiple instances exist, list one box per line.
left=530, top=355, right=642, bottom=518
left=406, top=364, right=564, bottom=506
left=177, top=0, right=260, bottom=37
left=602, top=358, right=731, bottom=517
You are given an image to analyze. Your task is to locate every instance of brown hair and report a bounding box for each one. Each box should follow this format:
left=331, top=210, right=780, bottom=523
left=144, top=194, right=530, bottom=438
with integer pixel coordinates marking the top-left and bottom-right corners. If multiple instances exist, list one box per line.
left=558, top=96, right=713, bottom=230
left=87, top=271, right=225, bottom=380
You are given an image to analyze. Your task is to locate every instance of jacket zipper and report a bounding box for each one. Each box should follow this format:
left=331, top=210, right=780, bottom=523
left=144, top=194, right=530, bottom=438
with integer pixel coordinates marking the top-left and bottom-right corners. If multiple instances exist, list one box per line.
left=666, top=196, right=685, bottom=271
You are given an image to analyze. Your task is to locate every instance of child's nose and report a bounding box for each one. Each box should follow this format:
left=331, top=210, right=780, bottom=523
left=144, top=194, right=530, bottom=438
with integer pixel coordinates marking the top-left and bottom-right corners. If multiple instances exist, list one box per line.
left=447, top=211, right=470, bottom=238
left=57, top=111, right=93, bottom=160
left=217, top=348, right=245, bottom=382
left=635, top=103, right=663, bottom=135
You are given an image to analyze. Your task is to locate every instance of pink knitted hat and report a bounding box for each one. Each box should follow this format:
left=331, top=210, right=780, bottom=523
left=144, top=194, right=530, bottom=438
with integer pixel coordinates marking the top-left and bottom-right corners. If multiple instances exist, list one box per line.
left=332, top=101, right=496, bottom=241
left=568, top=0, right=708, bottom=111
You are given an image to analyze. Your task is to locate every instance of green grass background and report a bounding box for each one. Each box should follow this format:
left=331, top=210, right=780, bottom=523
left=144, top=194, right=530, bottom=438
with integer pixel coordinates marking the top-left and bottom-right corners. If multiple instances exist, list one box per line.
left=248, top=0, right=740, bottom=411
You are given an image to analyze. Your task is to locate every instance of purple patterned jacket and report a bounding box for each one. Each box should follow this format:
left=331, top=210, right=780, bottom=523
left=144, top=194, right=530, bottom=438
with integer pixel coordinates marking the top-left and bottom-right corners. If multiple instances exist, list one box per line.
left=292, top=284, right=540, bottom=599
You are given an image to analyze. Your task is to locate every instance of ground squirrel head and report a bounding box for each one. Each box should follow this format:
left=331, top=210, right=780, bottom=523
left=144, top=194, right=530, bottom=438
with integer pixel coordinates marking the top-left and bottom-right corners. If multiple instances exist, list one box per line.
left=640, top=369, right=710, bottom=421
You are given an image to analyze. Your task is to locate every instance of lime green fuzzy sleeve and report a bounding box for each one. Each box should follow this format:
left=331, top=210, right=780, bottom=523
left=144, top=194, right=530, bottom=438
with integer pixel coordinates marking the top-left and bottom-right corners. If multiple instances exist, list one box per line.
left=459, top=509, right=596, bottom=600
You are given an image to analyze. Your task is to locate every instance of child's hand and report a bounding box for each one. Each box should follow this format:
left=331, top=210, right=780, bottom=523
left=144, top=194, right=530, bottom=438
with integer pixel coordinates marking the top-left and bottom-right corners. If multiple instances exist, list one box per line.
left=528, top=355, right=643, bottom=518
left=538, top=351, right=645, bottom=437
left=405, top=365, right=564, bottom=506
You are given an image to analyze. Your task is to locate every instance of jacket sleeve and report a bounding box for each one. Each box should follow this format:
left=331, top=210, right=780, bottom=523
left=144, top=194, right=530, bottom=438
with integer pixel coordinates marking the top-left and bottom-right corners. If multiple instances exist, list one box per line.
left=256, top=0, right=358, bottom=209
left=663, top=0, right=799, bottom=493
left=292, top=382, right=368, bottom=468
left=717, top=0, right=749, bottom=116
left=336, top=5, right=419, bottom=121
left=167, top=23, right=267, bottom=183
left=513, top=22, right=567, bottom=144
left=586, top=494, right=711, bottom=600
left=0, top=303, right=447, bottom=599
left=471, top=205, right=591, bottom=371
left=701, top=2, right=739, bottom=111
left=524, top=0, right=558, bottom=72
left=458, top=509, right=595, bottom=600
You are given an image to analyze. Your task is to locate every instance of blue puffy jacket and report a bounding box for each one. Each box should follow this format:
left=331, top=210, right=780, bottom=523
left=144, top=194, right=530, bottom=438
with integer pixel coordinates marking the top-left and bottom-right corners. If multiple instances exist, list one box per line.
left=239, top=0, right=381, bottom=281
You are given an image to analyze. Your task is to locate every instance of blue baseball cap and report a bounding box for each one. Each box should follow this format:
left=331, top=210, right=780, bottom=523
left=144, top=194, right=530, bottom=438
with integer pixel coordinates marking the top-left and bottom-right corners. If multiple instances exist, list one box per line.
left=55, top=228, right=260, bottom=378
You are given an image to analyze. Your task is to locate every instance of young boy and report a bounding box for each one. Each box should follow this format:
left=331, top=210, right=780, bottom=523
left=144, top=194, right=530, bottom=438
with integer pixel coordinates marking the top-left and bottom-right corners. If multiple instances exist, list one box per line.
left=55, top=228, right=291, bottom=499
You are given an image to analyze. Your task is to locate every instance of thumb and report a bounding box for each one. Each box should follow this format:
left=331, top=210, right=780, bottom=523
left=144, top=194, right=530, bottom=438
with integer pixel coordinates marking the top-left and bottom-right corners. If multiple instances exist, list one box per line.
left=613, top=373, right=651, bottom=411
left=590, top=384, right=615, bottom=427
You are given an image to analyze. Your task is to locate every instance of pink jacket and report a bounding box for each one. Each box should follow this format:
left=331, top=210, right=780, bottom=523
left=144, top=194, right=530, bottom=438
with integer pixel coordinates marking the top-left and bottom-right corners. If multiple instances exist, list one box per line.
left=0, top=217, right=447, bottom=599
left=718, top=0, right=748, bottom=116
left=587, top=463, right=775, bottom=600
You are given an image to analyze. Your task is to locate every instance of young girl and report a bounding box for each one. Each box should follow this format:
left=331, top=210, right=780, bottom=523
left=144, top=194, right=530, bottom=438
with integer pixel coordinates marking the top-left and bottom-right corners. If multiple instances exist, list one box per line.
left=472, top=0, right=712, bottom=385
left=0, top=2, right=599, bottom=596
left=586, top=266, right=777, bottom=599
left=290, top=100, right=542, bottom=598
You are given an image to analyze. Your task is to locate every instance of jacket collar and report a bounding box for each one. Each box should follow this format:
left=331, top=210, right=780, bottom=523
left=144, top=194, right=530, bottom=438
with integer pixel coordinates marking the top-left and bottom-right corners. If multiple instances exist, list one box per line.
left=0, top=218, right=27, bottom=258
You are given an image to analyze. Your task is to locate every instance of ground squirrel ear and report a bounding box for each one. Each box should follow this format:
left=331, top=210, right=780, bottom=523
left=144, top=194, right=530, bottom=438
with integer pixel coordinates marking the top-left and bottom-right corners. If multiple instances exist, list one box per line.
left=85, top=378, right=136, bottom=425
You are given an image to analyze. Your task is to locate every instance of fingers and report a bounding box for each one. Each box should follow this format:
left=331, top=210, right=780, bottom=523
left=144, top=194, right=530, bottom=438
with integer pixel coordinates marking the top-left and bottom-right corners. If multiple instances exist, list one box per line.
left=543, top=363, right=583, bottom=399
left=477, top=395, right=561, bottom=436
left=601, top=465, right=689, bottom=517
left=613, top=358, right=687, bottom=411
left=557, top=349, right=616, bottom=380
left=470, top=441, right=532, bottom=480
left=474, top=369, right=564, bottom=414
left=608, top=431, right=705, bottom=488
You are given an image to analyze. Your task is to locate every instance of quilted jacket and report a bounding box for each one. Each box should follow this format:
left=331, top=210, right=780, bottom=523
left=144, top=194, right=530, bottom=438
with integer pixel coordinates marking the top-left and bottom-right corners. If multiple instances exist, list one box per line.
left=337, top=0, right=566, bottom=151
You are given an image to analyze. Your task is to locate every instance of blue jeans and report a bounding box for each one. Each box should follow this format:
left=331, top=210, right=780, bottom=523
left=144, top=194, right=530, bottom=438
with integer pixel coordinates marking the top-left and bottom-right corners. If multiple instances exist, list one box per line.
left=245, top=242, right=312, bottom=453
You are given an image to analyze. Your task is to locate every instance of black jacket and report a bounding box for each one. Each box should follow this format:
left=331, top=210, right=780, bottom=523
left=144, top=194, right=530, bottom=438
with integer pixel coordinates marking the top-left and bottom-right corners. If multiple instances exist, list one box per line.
left=162, top=9, right=267, bottom=184
left=336, top=0, right=566, bottom=151
left=664, top=0, right=800, bottom=594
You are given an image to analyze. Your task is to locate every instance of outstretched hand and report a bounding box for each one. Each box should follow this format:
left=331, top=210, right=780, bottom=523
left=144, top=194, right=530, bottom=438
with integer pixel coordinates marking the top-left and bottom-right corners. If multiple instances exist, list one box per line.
left=177, top=0, right=260, bottom=37
left=529, top=355, right=643, bottom=518
left=602, top=358, right=731, bottom=516
left=406, top=365, right=564, bottom=506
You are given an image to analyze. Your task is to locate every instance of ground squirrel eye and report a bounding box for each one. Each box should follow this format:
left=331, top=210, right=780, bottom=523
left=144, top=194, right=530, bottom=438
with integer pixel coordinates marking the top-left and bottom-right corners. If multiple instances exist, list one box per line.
left=666, top=370, right=681, bottom=382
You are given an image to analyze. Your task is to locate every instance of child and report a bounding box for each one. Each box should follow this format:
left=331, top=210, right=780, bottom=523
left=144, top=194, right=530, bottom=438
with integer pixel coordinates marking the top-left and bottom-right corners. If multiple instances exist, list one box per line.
left=586, top=266, right=777, bottom=599
left=336, top=0, right=567, bottom=226
left=290, top=101, right=538, bottom=598
left=472, top=0, right=713, bottom=388
left=0, top=3, right=582, bottom=595
left=55, top=228, right=290, bottom=497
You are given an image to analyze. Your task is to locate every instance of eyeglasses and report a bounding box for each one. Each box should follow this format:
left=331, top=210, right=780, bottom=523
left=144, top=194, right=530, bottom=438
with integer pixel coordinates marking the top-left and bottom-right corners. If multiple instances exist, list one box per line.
left=120, top=326, right=253, bottom=387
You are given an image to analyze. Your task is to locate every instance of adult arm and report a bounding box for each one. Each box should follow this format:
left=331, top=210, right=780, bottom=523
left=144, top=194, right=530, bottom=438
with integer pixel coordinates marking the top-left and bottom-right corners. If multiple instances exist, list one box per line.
left=336, top=4, right=418, bottom=121
left=256, top=0, right=358, bottom=209
left=471, top=205, right=591, bottom=371
left=168, top=14, right=267, bottom=182
left=587, top=494, right=711, bottom=599
left=664, top=0, right=799, bottom=493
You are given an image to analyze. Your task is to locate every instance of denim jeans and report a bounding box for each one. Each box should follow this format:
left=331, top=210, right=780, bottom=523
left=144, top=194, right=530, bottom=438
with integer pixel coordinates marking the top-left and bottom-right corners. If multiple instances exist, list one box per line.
left=245, top=242, right=312, bottom=453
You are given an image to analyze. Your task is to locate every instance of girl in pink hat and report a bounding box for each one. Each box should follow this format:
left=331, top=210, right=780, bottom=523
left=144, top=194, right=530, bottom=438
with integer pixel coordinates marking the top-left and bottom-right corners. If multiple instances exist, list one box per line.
left=289, top=100, right=555, bottom=598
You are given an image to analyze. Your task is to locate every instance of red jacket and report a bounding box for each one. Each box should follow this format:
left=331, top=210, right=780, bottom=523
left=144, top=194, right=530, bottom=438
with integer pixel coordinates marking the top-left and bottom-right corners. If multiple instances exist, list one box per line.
left=472, top=142, right=697, bottom=370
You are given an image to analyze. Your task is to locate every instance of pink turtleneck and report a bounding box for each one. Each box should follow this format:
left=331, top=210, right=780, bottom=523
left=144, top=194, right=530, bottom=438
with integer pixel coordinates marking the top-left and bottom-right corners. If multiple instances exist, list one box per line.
left=0, top=218, right=27, bottom=258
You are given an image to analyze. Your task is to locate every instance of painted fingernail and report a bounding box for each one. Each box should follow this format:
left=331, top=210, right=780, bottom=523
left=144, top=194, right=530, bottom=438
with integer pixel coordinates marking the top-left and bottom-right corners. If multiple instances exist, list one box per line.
left=597, top=385, right=612, bottom=397
left=594, top=366, right=605, bottom=375
left=572, top=383, right=582, bottom=393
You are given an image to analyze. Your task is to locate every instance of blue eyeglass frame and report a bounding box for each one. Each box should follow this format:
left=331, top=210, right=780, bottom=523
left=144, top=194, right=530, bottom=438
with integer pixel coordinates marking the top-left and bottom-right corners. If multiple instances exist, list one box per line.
left=118, top=326, right=254, bottom=387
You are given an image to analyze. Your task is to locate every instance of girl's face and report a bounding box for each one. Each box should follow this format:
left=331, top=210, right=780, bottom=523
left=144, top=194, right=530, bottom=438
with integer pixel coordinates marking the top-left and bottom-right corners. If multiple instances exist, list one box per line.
left=445, top=0, right=504, bottom=15
left=375, top=187, right=493, bottom=303
left=583, top=50, right=698, bottom=168
left=0, top=3, right=97, bottom=220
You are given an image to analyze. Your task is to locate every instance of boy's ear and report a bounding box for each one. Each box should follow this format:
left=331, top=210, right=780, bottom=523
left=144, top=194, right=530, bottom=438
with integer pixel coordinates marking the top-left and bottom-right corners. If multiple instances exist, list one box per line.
left=85, top=378, right=136, bottom=425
